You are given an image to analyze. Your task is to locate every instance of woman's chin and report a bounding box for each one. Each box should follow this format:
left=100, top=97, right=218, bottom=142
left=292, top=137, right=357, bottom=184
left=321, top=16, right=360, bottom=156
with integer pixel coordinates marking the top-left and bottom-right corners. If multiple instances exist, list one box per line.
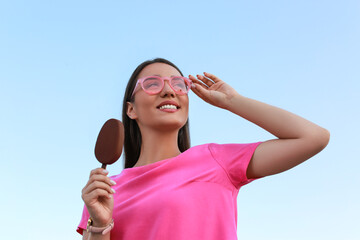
left=152, top=120, right=186, bottom=132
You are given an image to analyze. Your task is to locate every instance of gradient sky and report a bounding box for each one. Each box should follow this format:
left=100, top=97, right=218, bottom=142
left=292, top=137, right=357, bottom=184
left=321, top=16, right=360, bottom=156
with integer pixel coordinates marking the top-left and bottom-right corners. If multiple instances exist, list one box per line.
left=1, top=0, right=359, bottom=239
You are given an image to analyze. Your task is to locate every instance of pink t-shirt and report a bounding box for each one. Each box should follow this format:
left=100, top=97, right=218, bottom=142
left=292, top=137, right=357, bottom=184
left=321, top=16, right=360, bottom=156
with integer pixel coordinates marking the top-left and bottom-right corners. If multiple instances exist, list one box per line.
left=77, top=142, right=262, bottom=239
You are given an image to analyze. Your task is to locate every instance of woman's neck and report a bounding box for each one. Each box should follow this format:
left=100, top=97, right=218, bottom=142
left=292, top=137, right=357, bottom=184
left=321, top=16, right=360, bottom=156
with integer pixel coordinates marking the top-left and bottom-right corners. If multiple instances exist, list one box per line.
left=133, top=128, right=181, bottom=167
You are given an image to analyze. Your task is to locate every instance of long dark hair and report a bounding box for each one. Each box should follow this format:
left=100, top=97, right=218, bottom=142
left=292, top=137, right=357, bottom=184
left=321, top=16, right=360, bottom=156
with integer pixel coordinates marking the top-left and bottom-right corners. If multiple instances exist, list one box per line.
left=122, top=58, right=191, bottom=169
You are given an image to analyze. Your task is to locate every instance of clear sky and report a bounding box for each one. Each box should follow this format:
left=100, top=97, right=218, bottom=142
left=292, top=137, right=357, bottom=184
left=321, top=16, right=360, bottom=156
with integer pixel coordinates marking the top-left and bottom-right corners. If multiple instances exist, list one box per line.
left=1, top=0, right=359, bottom=239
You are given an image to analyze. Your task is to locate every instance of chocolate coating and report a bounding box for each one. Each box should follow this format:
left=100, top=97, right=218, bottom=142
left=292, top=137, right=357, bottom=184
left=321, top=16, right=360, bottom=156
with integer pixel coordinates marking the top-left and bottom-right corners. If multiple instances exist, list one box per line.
left=95, top=118, right=124, bottom=168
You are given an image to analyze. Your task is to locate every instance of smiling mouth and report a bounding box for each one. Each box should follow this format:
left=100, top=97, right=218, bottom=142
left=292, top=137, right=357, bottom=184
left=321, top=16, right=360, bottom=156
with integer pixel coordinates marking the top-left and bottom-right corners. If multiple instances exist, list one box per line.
left=157, top=104, right=180, bottom=110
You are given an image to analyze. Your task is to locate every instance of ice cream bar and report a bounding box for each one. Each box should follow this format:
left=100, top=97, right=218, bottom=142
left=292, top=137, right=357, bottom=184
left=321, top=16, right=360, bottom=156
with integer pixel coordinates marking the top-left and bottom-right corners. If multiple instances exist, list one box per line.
left=95, top=118, right=124, bottom=169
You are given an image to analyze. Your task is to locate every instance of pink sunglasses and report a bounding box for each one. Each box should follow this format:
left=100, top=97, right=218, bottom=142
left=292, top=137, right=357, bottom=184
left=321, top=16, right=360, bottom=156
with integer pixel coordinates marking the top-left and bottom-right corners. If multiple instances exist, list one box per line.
left=131, top=75, right=193, bottom=98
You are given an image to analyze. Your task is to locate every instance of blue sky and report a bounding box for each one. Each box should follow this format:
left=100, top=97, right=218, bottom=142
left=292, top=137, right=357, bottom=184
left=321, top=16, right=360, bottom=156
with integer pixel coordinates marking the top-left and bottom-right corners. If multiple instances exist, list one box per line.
left=1, top=0, right=359, bottom=239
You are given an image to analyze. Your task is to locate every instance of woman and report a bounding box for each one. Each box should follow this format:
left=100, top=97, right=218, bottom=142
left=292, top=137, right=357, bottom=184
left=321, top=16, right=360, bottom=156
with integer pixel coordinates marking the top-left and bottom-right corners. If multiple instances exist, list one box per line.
left=77, top=58, right=330, bottom=240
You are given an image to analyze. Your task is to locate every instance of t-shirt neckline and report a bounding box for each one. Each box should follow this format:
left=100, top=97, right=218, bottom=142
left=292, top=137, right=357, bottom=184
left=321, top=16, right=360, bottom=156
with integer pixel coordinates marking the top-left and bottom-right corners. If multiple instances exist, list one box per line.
left=122, top=147, right=191, bottom=172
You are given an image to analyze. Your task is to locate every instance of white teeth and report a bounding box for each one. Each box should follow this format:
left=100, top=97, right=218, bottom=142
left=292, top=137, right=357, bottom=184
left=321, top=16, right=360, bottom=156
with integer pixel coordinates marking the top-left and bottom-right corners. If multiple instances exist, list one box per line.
left=159, top=104, right=177, bottom=110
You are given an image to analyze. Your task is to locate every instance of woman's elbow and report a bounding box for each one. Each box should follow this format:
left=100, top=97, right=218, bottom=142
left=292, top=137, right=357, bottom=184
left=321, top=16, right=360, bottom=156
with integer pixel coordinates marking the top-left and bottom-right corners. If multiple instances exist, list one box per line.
left=309, top=127, right=330, bottom=153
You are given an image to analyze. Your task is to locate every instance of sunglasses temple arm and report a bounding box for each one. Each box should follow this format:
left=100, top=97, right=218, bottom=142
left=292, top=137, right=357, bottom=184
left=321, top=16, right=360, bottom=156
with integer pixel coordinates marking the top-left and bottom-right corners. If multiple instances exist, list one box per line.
left=188, top=79, right=195, bottom=88
left=130, top=81, right=140, bottom=99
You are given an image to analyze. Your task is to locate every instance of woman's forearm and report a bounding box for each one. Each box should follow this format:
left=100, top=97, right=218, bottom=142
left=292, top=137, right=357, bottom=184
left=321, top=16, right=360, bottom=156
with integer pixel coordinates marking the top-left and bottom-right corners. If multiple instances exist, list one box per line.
left=225, top=93, right=329, bottom=143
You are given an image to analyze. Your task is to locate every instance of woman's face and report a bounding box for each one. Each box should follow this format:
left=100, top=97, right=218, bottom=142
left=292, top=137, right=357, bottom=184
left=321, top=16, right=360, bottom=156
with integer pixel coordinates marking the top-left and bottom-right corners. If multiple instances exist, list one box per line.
left=127, top=62, right=189, bottom=132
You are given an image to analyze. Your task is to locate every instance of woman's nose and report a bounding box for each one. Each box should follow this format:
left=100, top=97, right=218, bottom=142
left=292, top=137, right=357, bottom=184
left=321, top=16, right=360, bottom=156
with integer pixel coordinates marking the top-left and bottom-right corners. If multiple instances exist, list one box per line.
left=160, top=80, right=175, bottom=97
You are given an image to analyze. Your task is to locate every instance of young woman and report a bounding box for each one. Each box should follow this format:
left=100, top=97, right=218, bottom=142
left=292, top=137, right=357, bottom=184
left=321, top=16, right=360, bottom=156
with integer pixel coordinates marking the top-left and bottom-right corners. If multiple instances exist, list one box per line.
left=77, top=58, right=330, bottom=240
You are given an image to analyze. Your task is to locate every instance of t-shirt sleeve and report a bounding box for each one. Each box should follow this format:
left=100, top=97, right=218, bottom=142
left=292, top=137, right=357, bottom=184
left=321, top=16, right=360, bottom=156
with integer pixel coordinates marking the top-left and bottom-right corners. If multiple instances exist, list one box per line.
left=209, top=142, right=263, bottom=189
left=76, top=204, right=90, bottom=235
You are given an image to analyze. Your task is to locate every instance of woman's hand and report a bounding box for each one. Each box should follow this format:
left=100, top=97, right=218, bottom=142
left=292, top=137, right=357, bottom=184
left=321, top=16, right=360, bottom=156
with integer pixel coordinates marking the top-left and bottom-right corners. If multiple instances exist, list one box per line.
left=189, top=72, right=239, bottom=109
left=81, top=168, right=116, bottom=227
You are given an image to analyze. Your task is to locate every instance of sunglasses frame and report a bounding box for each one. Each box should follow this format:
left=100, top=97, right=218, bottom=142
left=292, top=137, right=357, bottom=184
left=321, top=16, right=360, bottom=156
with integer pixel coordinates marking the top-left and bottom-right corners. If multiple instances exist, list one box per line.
left=131, top=76, right=193, bottom=99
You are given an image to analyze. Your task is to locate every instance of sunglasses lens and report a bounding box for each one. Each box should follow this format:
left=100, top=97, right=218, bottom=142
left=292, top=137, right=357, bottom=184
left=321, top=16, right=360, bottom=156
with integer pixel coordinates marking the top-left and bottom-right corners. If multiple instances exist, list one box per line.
left=171, top=77, right=189, bottom=94
left=142, top=76, right=189, bottom=95
left=143, top=77, right=162, bottom=93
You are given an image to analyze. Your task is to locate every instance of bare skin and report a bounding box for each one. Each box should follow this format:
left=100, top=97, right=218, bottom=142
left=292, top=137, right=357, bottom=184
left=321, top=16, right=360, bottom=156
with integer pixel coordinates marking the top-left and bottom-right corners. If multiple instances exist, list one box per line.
left=81, top=168, right=114, bottom=240
left=81, top=65, right=330, bottom=240
left=81, top=63, right=189, bottom=240
left=126, top=63, right=189, bottom=167
left=189, top=72, right=329, bottom=178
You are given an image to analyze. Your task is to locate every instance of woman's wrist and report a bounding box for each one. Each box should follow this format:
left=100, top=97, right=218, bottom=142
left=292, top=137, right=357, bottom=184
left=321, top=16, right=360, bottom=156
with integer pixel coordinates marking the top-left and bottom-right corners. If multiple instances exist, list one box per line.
left=91, top=218, right=113, bottom=228
left=224, top=92, right=246, bottom=113
left=87, top=217, right=114, bottom=235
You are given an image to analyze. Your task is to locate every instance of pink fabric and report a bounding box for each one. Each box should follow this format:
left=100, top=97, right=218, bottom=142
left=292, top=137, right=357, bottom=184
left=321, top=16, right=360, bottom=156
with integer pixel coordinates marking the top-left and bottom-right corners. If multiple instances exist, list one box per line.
left=77, top=142, right=262, bottom=239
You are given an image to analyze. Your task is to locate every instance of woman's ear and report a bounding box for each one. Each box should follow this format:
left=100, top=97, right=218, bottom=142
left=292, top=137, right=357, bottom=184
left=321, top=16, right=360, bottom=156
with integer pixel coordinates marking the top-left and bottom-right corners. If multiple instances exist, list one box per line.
left=126, top=102, right=137, bottom=119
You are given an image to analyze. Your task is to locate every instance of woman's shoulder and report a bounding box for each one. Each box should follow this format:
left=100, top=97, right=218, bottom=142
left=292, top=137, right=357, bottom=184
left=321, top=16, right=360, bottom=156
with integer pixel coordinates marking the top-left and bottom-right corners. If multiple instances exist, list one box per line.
left=186, top=143, right=215, bottom=152
left=184, top=142, right=223, bottom=156
left=188, top=142, right=263, bottom=155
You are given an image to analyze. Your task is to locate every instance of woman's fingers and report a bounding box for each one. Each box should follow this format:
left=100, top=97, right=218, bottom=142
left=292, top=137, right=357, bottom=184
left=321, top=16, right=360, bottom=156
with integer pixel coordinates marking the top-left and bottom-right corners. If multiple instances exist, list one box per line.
left=203, top=72, right=221, bottom=82
left=82, top=168, right=116, bottom=201
left=83, top=168, right=114, bottom=188
left=190, top=74, right=215, bottom=88
left=189, top=75, right=208, bottom=89
left=81, top=168, right=115, bottom=228
left=84, top=180, right=115, bottom=195
left=189, top=73, right=221, bottom=90
left=196, top=74, right=215, bottom=87
left=86, top=188, right=113, bottom=201
left=191, top=84, right=213, bottom=104
left=89, top=168, right=109, bottom=178
left=189, top=75, right=212, bottom=99
left=85, top=173, right=116, bottom=189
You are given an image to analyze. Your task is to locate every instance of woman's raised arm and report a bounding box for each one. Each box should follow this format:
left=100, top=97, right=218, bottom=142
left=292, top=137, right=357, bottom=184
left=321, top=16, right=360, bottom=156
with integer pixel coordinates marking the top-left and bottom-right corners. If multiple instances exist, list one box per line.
left=225, top=93, right=329, bottom=178
left=189, top=72, right=330, bottom=178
